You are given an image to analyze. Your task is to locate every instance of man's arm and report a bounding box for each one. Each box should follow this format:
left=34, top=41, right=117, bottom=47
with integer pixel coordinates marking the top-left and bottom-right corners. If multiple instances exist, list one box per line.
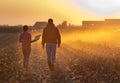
left=57, top=28, right=61, bottom=48
left=42, top=29, right=46, bottom=48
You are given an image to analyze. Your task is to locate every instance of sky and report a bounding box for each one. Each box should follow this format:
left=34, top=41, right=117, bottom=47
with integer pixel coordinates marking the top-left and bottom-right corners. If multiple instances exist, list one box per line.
left=0, top=0, right=120, bottom=25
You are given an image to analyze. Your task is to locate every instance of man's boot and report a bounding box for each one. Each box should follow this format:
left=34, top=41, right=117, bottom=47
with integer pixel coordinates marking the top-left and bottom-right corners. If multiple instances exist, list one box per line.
left=51, top=63, right=55, bottom=71
left=48, top=62, right=52, bottom=70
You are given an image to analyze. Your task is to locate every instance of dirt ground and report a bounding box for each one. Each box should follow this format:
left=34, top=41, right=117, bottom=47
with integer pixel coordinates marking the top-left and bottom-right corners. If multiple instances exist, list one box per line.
left=0, top=33, right=120, bottom=83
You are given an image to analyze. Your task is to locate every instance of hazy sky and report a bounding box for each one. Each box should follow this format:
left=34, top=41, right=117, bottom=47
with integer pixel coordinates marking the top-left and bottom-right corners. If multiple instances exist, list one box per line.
left=0, top=0, right=120, bottom=25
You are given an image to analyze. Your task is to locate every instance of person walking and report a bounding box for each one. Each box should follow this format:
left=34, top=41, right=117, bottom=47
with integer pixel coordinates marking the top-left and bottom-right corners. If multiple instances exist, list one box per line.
left=19, top=25, right=36, bottom=70
left=42, top=18, right=61, bottom=71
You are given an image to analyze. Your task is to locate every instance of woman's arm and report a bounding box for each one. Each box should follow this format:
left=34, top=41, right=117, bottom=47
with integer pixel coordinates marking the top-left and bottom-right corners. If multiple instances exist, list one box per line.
left=31, top=40, right=37, bottom=43
left=19, top=34, right=22, bottom=43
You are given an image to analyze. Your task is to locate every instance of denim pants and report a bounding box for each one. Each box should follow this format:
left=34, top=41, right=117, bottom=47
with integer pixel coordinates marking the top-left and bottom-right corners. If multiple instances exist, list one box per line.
left=46, top=43, right=56, bottom=63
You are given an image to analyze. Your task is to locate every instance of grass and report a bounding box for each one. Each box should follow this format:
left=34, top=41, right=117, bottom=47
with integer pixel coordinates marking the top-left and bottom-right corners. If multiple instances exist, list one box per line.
left=0, top=28, right=120, bottom=83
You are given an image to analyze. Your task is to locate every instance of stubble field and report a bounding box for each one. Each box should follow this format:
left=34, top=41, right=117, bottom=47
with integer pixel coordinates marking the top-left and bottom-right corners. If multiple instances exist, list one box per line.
left=0, top=29, right=120, bottom=83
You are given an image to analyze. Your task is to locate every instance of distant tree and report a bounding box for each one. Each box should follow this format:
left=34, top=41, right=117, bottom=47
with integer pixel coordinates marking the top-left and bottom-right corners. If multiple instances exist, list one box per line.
left=61, top=21, right=67, bottom=28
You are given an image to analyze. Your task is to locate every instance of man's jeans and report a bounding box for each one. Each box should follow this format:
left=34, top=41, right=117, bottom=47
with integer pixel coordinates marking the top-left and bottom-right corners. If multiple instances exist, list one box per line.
left=46, top=43, right=56, bottom=63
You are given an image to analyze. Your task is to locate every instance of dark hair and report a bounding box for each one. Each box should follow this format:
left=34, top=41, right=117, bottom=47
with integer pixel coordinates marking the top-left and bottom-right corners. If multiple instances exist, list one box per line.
left=48, top=18, right=53, bottom=23
left=23, top=25, right=28, bottom=32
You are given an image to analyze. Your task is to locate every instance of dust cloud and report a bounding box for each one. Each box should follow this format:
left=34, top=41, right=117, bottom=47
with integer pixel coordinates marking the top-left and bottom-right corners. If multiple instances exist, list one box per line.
left=62, top=29, right=120, bottom=48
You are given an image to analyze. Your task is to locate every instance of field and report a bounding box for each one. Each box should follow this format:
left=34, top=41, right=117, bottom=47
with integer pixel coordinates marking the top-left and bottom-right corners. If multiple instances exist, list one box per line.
left=0, top=28, right=120, bottom=83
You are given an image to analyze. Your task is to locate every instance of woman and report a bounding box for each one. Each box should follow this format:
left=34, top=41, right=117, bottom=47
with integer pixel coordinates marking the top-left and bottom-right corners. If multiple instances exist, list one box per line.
left=19, top=25, right=35, bottom=70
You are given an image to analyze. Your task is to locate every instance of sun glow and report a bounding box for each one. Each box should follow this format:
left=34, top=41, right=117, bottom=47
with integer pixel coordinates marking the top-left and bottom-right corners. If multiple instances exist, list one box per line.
left=0, top=0, right=120, bottom=25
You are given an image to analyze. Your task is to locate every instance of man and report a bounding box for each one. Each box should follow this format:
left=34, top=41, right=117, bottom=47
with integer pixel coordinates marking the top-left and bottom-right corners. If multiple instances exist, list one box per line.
left=19, top=25, right=36, bottom=70
left=42, top=18, right=61, bottom=71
